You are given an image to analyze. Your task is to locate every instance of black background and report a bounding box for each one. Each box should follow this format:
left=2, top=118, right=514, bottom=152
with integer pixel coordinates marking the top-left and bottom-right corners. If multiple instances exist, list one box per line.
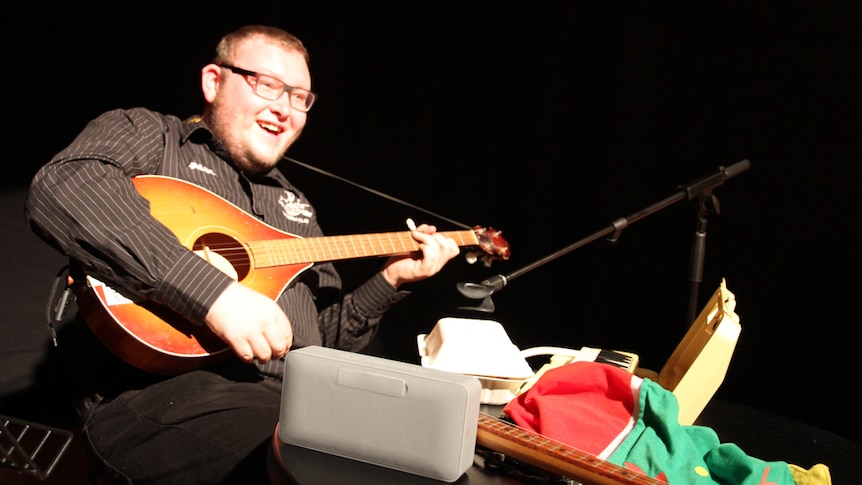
left=2, top=1, right=861, bottom=447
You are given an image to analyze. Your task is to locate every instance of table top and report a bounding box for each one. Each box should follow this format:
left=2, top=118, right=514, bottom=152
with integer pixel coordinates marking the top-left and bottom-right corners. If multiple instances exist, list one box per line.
left=267, top=423, right=533, bottom=485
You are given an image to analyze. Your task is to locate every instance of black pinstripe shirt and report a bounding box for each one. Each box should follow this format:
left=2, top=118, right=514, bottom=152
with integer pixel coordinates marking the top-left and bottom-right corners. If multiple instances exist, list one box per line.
left=26, top=107, right=408, bottom=377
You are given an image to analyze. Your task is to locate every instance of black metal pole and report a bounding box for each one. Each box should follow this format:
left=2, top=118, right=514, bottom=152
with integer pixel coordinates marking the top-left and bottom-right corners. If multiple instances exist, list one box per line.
left=457, top=159, right=752, bottom=318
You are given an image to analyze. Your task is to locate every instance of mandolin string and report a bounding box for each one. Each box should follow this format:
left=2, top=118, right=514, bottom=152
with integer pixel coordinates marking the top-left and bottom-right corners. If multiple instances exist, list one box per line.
left=283, top=156, right=472, bottom=229
left=209, top=229, right=481, bottom=269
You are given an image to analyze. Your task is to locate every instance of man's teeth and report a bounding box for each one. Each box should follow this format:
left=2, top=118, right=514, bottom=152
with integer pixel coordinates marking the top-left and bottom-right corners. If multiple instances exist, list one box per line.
left=259, top=122, right=280, bottom=133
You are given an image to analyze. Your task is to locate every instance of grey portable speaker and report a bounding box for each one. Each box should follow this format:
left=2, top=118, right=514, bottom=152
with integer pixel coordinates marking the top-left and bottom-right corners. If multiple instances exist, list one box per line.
left=278, top=345, right=482, bottom=482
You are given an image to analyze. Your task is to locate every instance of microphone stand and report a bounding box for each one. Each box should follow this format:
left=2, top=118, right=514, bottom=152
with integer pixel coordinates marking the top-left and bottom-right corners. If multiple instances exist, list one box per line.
left=457, top=159, right=752, bottom=323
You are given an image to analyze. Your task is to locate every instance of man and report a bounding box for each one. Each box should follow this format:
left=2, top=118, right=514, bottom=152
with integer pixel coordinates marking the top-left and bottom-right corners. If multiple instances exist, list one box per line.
left=25, top=25, right=460, bottom=484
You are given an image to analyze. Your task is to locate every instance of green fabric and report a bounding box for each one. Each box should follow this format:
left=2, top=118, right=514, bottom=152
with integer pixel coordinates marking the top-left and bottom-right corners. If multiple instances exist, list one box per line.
left=608, top=378, right=797, bottom=484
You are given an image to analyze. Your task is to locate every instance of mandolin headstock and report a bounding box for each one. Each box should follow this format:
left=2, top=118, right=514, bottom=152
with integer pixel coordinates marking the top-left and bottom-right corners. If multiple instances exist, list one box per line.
left=468, top=226, right=511, bottom=267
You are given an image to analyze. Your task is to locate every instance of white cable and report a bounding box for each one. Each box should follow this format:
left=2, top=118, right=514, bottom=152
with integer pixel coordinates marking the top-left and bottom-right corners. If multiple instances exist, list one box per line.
left=519, top=346, right=581, bottom=359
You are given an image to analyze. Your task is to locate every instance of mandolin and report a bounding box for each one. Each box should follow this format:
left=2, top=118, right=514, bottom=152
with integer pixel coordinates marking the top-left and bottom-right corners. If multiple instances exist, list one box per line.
left=477, top=413, right=665, bottom=484
left=73, top=175, right=510, bottom=375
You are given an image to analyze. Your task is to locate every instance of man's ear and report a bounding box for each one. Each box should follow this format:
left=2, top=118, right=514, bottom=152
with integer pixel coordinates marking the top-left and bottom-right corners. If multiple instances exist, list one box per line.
left=201, top=64, right=221, bottom=102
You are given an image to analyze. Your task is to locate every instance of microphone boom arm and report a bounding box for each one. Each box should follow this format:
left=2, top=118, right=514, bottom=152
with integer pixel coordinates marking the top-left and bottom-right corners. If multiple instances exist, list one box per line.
left=457, top=159, right=751, bottom=314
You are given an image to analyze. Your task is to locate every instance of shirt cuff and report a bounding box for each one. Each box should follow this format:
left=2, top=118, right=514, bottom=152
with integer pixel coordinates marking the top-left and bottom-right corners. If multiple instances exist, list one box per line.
left=154, top=250, right=234, bottom=324
left=352, top=271, right=410, bottom=318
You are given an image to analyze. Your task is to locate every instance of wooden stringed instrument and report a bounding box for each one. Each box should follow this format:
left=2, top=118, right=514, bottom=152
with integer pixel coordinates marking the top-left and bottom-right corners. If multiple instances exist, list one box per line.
left=476, top=412, right=665, bottom=484
left=73, top=175, right=510, bottom=375
left=475, top=281, right=741, bottom=483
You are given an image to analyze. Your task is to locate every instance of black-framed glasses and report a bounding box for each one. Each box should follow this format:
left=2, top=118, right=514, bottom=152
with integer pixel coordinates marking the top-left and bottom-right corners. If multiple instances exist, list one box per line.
left=219, top=64, right=317, bottom=112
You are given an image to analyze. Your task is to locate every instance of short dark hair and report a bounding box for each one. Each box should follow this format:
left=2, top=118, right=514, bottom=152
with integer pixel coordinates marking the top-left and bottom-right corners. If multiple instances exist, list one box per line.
left=213, top=25, right=309, bottom=65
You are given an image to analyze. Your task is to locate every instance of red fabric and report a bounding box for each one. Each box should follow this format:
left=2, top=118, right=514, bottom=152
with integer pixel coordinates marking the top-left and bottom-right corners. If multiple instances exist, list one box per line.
left=502, top=361, right=638, bottom=456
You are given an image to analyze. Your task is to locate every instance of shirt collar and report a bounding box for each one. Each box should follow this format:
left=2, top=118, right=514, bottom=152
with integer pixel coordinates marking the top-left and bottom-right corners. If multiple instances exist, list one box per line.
left=181, top=115, right=211, bottom=144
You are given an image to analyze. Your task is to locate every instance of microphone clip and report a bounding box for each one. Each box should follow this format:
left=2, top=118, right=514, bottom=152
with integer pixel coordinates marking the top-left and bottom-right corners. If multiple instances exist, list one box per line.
left=456, top=275, right=508, bottom=312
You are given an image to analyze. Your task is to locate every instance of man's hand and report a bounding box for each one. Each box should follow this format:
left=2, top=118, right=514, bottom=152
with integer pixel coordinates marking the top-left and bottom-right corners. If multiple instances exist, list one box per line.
left=205, top=281, right=293, bottom=363
left=381, top=223, right=461, bottom=288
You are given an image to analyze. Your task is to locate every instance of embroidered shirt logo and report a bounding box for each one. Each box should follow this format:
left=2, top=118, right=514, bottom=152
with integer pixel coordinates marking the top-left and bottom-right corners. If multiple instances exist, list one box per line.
left=279, top=190, right=312, bottom=224
left=188, top=162, right=216, bottom=176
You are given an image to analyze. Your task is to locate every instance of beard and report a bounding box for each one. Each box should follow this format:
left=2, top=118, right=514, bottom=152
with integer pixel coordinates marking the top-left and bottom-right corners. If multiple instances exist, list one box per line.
left=204, top=99, right=298, bottom=174
left=225, top=140, right=279, bottom=174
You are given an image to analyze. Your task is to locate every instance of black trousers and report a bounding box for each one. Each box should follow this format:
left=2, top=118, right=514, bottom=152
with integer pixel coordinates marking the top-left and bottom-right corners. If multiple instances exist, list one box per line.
left=74, top=321, right=283, bottom=485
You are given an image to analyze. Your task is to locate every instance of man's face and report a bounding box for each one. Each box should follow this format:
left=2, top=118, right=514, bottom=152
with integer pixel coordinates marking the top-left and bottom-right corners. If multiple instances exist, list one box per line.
left=202, top=36, right=311, bottom=173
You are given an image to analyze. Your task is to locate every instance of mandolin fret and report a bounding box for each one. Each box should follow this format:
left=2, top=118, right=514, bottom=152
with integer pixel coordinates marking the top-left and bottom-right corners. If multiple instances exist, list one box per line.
left=252, top=230, right=479, bottom=267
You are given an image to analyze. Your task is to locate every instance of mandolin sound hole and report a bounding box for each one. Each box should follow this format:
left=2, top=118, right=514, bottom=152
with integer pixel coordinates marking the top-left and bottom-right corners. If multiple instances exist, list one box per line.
left=193, top=232, right=251, bottom=282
